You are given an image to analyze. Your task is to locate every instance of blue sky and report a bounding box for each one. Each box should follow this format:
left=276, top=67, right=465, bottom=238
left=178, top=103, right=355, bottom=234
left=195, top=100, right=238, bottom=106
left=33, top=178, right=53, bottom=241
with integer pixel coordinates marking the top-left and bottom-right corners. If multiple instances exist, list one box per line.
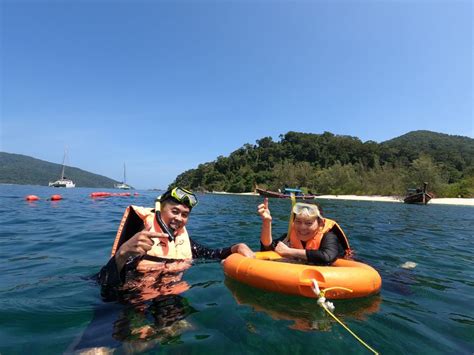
left=1, top=0, right=472, bottom=189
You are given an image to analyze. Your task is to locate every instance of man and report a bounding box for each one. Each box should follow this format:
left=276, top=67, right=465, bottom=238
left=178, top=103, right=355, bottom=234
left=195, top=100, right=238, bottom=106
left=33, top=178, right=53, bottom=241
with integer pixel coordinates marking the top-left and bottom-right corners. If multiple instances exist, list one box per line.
left=68, top=187, right=254, bottom=352
left=98, top=187, right=254, bottom=299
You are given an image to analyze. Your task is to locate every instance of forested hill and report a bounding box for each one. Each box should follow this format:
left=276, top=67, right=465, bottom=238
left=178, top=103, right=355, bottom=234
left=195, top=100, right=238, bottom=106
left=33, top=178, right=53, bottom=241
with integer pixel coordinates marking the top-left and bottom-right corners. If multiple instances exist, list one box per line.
left=381, top=131, right=473, bottom=168
left=0, top=152, right=119, bottom=188
left=172, top=130, right=474, bottom=197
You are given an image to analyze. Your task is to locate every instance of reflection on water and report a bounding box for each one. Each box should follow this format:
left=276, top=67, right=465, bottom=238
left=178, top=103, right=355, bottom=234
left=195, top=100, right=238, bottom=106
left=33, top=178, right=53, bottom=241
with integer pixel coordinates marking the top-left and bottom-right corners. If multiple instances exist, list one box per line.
left=112, top=295, right=196, bottom=347
left=224, top=278, right=381, bottom=332
left=73, top=264, right=197, bottom=353
left=117, top=260, right=192, bottom=305
left=2, top=186, right=473, bottom=354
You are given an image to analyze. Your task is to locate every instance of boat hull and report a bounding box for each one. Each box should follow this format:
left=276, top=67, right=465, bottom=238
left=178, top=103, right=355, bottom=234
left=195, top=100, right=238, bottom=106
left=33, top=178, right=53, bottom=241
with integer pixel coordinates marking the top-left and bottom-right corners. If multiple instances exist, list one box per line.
left=223, top=251, right=382, bottom=299
left=403, top=192, right=432, bottom=204
left=256, top=188, right=317, bottom=200
left=114, top=183, right=132, bottom=190
left=49, top=179, right=75, bottom=188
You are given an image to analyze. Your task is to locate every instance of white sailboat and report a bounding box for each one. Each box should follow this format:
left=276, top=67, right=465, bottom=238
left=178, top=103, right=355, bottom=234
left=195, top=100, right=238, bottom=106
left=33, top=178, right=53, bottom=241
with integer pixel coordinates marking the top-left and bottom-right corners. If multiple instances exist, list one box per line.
left=49, top=150, right=76, bottom=188
left=114, top=163, right=133, bottom=190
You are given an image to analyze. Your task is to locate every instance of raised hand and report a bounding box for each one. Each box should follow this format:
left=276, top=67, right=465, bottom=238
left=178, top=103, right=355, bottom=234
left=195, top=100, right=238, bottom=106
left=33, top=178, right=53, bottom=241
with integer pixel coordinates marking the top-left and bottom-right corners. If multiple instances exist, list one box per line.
left=114, top=225, right=168, bottom=272
left=257, top=197, right=272, bottom=222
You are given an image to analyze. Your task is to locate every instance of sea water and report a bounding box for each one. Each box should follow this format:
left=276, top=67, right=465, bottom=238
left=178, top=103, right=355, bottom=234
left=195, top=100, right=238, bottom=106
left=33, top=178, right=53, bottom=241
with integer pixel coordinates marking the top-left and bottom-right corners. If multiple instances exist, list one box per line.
left=0, top=185, right=473, bottom=354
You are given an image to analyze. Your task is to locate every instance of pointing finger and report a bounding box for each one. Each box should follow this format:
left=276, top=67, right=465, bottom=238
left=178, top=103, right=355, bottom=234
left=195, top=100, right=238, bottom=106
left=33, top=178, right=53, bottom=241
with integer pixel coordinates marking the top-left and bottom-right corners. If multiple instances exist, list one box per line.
left=141, top=231, right=162, bottom=240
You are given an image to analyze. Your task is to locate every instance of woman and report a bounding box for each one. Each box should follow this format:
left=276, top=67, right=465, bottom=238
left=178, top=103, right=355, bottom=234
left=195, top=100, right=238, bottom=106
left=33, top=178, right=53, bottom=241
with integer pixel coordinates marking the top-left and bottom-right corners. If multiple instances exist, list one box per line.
left=257, top=198, right=351, bottom=265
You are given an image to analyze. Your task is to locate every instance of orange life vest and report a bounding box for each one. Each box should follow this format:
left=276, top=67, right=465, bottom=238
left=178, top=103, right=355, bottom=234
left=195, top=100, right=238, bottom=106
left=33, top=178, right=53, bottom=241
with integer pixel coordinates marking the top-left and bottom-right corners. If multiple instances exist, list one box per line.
left=111, top=205, right=193, bottom=272
left=289, top=218, right=351, bottom=256
left=110, top=205, right=193, bottom=303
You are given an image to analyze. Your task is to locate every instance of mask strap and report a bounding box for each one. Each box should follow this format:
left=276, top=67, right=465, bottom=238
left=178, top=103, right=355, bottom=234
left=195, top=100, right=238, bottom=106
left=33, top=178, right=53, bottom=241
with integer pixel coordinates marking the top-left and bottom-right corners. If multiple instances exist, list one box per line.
left=284, top=193, right=297, bottom=243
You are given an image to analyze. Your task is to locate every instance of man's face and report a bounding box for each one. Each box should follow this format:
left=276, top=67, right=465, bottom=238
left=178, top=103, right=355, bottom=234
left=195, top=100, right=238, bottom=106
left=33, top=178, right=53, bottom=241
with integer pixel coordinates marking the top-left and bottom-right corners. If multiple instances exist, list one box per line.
left=160, top=201, right=190, bottom=232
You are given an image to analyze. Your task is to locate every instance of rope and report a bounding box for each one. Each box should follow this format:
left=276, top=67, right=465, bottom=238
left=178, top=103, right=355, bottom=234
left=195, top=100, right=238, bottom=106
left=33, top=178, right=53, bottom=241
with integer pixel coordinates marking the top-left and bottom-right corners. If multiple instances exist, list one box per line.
left=311, top=279, right=378, bottom=355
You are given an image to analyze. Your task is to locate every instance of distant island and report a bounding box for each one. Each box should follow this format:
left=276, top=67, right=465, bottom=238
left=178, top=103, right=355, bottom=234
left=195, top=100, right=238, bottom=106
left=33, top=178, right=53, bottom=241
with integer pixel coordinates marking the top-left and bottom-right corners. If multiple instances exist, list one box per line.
left=0, top=152, right=120, bottom=188
left=2, top=130, right=473, bottom=196
left=170, top=130, right=474, bottom=198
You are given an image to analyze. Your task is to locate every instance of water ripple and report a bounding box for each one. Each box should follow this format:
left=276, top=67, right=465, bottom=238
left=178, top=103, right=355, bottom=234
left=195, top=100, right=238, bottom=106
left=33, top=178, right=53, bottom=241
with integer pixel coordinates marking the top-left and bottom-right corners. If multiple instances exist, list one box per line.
left=1, top=185, right=473, bottom=354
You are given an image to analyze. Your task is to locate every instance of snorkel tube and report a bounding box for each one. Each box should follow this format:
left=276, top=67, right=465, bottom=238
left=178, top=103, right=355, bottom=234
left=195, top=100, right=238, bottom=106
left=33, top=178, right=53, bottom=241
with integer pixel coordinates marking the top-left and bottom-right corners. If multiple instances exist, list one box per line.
left=285, top=193, right=297, bottom=242
left=155, top=211, right=176, bottom=243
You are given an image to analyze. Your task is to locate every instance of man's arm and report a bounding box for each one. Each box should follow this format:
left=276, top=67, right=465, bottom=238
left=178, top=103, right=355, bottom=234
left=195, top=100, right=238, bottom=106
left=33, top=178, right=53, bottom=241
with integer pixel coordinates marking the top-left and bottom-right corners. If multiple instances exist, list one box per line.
left=97, top=227, right=166, bottom=299
left=113, top=228, right=165, bottom=273
left=190, top=239, right=254, bottom=259
left=96, top=256, right=130, bottom=301
left=190, top=238, right=232, bottom=259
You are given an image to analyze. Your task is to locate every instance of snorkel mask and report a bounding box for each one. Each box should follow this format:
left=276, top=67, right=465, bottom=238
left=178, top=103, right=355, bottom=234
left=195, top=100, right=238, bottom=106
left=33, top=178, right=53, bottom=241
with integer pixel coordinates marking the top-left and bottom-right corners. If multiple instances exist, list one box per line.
left=159, top=187, right=198, bottom=209
left=292, top=203, right=321, bottom=219
left=155, top=187, right=198, bottom=242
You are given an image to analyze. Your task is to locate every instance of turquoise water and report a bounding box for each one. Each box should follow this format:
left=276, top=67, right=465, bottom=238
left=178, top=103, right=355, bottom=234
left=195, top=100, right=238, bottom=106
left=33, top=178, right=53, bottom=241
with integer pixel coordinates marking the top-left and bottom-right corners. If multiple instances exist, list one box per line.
left=1, top=185, right=473, bottom=354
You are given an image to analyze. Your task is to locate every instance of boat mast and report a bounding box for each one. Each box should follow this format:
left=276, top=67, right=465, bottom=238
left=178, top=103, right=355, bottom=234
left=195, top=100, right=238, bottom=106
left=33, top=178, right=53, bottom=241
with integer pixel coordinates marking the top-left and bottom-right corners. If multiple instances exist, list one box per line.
left=60, top=149, right=67, bottom=179
left=123, top=163, right=127, bottom=184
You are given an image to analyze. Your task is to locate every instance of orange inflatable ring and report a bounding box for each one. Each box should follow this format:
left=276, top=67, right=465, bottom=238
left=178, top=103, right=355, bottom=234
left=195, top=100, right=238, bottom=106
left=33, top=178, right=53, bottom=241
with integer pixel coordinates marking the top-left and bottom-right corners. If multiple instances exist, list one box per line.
left=223, top=251, right=382, bottom=299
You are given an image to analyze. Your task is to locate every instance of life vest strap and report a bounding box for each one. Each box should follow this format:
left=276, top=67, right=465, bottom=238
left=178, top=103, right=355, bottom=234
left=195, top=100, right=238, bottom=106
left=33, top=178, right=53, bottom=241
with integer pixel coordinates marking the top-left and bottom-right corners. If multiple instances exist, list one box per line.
left=142, top=254, right=184, bottom=263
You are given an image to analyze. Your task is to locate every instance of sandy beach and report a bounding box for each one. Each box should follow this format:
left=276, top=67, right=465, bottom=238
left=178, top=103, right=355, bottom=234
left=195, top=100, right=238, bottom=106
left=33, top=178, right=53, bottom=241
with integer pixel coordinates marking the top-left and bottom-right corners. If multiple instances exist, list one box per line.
left=208, top=191, right=474, bottom=206
left=317, top=195, right=474, bottom=206
left=210, top=191, right=259, bottom=196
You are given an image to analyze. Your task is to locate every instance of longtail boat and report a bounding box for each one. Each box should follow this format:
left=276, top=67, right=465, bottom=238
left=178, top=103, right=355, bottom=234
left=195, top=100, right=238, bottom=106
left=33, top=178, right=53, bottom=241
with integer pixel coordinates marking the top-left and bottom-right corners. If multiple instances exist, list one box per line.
left=403, top=182, right=433, bottom=205
left=256, top=187, right=317, bottom=200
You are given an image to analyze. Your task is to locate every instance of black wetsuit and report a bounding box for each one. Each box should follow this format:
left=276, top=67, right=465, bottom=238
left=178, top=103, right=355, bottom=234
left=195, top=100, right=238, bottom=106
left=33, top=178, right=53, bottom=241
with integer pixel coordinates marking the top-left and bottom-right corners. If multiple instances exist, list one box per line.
left=260, top=232, right=344, bottom=265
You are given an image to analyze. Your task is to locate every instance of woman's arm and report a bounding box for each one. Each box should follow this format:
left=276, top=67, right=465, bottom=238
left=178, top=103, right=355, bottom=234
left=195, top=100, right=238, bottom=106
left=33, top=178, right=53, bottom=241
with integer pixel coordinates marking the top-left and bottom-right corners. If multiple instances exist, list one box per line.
left=275, top=242, right=307, bottom=260
left=258, top=198, right=273, bottom=247
left=274, top=232, right=342, bottom=265
left=305, top=232, right=341, bottom=265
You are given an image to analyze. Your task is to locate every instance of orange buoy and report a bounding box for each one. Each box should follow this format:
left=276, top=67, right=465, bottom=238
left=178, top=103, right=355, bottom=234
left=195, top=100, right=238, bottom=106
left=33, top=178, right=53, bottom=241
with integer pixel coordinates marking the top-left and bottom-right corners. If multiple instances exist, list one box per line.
left=50, top=194, right=62, bottom=201
left=25, top=195, right=40, bottom=201
left=90, top=192, right=112, bottom=198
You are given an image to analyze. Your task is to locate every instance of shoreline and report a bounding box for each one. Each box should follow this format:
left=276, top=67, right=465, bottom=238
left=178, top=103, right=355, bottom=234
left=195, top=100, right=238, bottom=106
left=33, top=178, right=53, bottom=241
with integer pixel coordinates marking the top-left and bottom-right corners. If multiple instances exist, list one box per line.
left=207, top=191, right=474, bottom=206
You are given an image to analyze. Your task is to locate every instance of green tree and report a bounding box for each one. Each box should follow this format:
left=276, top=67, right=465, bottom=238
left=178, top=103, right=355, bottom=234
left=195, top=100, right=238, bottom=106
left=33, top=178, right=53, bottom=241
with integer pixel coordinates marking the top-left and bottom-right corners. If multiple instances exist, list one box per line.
left=404, top=154, right=445, bottom=194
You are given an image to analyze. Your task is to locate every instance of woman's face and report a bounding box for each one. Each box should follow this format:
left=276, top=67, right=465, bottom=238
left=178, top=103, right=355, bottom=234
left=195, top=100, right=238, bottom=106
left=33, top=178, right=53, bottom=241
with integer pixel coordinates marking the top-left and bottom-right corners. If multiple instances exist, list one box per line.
left=293, top=215, right=319, bottom=239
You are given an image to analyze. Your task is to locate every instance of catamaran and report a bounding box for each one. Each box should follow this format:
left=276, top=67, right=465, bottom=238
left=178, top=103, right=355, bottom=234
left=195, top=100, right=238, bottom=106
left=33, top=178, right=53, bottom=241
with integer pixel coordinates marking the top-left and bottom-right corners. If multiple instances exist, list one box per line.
left=49, top=150, right=76, bottom=188
left=114, top=163, right=133, bottom=190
